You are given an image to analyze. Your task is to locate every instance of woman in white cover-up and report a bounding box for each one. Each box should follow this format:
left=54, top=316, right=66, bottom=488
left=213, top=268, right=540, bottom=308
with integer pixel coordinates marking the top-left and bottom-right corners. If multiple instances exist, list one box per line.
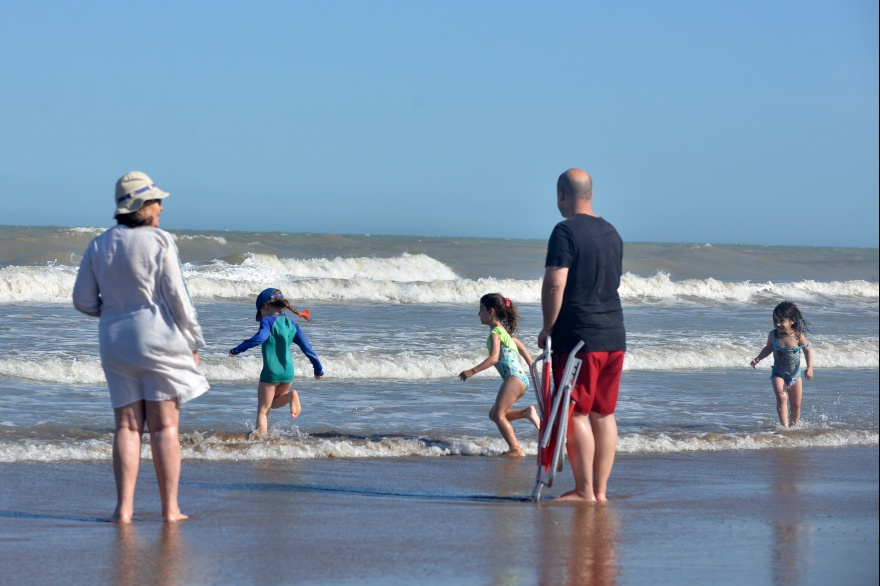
left=73, top=171, right=209, bottom=523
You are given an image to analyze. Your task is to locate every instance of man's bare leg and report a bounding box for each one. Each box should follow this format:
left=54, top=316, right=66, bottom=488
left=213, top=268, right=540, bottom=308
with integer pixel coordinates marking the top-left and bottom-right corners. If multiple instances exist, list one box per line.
left=589, top=412, right=617, bottom=502
left=146, top=399, right=188, bottom=522
left=112, top=402, right=146, bottom=523
left=558, top=412, right=596, bottom=501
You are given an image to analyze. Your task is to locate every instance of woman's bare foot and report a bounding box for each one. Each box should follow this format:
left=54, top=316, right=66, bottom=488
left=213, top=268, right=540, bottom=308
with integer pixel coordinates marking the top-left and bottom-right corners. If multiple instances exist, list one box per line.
left=290, top=391, right=301, bottom=419
left=526, top=405, right=541, bottom=430
left=504, top=447, right=526, bottom=458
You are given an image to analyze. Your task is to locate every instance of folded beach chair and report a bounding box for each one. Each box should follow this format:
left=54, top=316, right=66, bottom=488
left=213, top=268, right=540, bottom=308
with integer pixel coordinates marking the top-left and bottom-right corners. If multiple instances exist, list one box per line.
left=529, top=337, right=585, bottom=502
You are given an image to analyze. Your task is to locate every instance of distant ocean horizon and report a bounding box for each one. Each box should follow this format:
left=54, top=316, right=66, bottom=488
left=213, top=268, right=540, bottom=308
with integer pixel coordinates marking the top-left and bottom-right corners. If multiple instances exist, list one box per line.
left=0, top=224, right=877, bottom=463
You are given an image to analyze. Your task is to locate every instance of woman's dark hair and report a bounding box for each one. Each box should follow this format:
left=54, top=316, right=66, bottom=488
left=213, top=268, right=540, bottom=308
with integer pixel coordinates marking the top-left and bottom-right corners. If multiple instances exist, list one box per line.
left=773, top=301, right=811, bottom=334
left=114, top=211, right=153, bottom=228
left=114, top=199, right=163, bottom=227
left=480, top=292, right=520, bottom=335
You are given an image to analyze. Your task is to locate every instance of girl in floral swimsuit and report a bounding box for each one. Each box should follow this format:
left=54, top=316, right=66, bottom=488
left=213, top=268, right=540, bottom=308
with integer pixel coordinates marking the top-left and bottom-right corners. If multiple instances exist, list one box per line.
left=459, top=293, right=541, bottom=456
left=751, top=301, right=814, bottom=427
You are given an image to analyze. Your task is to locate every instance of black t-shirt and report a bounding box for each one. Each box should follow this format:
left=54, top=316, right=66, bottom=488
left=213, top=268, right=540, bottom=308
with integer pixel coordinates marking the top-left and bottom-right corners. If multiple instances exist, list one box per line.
left=544, top=214, right=626, bottom=354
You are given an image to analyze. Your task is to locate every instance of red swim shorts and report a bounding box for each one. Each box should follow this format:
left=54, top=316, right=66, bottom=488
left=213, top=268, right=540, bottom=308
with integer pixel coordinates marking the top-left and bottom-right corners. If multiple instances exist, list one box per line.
left=551, top=350, right=625, bottom=415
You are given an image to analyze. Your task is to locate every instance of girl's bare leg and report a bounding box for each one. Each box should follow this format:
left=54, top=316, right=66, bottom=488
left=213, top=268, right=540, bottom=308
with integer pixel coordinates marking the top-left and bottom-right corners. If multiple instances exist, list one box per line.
left=772, top=377, right=789, bottom=427
left=289, top=390, right=301, bottom=418
left=489, top=378, right=527, bottom=456
left=256, top=382, right=279, bottom=434
left=112, top=401, right=146, bottom=523
left=504, top=405, right=541, bottom=430
left=788, top=379, right=803, bottom=426
left=145, top=399, right=187, bottom=522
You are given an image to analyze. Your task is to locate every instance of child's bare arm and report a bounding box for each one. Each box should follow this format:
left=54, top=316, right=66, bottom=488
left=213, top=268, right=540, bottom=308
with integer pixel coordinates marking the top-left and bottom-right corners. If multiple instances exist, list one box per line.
left=459, top=334, right=501, bottom=381
left=801, top=334, right=814, bottom=380
left=513, top=337, right=534, bottom=367
left=750, top=332, right=774, bottom=368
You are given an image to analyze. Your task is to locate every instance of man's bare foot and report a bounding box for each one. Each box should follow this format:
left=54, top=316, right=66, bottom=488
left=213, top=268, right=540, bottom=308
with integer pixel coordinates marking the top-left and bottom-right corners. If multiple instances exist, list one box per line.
left=504, top=447, right=526, bottom=458
left=290, top=391, right=301, bottom=419
left=556, top=489, right=597, bottom=502
left=526, top=406, right=541, bottom=430
left=112, top=507, right=134, bottom=523
left=163, top=511, right=189, bottom=522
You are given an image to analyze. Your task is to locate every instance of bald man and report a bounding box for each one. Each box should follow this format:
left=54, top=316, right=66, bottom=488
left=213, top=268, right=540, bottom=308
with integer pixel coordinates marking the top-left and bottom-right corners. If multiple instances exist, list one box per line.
left=539, top=168, right=626, bottom=502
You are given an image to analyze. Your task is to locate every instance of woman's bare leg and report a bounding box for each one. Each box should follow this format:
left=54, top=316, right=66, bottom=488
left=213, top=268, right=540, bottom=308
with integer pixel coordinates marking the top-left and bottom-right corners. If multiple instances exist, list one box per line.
left=145, top=399, right=187, bottom=522
left=112, top=402, right=146, bottom=523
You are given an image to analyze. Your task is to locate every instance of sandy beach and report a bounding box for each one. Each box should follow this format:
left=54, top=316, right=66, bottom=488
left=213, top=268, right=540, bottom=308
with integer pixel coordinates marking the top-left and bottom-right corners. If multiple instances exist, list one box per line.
left=1, top=445, right=876, bottom=585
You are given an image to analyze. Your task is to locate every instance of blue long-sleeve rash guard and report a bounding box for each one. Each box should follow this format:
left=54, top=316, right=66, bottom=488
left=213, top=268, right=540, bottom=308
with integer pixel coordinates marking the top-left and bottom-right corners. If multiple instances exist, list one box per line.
left=230, top=314, right=324, bottom=383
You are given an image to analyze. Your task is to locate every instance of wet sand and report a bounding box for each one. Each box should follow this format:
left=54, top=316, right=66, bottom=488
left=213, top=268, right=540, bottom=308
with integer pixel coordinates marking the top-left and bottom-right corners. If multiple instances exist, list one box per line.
left=1, top=446, right=877, bottom=585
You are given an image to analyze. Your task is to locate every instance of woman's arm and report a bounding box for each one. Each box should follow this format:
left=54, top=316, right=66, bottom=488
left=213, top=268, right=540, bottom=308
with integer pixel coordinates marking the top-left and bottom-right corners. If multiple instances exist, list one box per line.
left=72, top=248, right=101, bottom=317
left=158, top=234, right=205, bottom=351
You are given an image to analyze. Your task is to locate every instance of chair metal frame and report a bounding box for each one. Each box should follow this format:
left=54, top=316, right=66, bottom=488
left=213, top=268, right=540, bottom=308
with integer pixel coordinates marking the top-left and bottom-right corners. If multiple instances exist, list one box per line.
left=529, top=336, right=584, bottom=502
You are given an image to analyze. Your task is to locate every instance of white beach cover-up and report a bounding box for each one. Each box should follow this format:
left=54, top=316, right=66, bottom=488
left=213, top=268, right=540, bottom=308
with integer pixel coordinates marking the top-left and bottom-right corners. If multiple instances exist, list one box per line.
left=73, top=225, right=209, bottom=407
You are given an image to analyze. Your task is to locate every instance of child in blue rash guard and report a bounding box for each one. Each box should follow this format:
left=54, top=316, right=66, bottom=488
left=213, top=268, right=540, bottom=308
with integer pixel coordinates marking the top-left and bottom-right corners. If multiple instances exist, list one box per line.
left=459, top=293, right=540, bottom=457
left=230, top=288, right=324, bottom=435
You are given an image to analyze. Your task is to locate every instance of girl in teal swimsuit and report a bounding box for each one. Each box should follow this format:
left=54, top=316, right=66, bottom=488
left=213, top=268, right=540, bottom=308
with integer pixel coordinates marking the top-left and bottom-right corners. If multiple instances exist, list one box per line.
left=751, top=301, right=814, bottom=427
left=230, top=288, right=324, bottom=435
left=459, top=293, right=540, bottom=456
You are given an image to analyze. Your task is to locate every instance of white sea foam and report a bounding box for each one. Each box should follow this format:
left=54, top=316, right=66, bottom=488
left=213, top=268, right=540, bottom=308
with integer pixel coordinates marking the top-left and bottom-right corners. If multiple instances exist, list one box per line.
left=1, top=259, right=877, bottom=306
left=173, top=234, right=228, bottom=244
left=2, top=339, right=876, bottom=384
left=619, top=271, right=880, bottom=304
left=1, top=429, right=875, bottom=463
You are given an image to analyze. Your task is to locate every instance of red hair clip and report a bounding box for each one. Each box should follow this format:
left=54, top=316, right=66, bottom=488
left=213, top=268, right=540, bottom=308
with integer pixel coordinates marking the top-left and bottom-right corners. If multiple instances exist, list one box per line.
left=293, top=307, right=312, bottom=321
left=504, top=297, right=511, bottom=307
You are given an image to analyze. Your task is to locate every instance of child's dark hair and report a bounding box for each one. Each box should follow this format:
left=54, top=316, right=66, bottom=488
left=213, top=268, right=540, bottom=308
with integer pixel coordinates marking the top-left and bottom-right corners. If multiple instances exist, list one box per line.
left=773, top=301, right=811, bottom=333
left=259, top=290, right=311, bottom=322
left=481, top=293, right=520, bottom=335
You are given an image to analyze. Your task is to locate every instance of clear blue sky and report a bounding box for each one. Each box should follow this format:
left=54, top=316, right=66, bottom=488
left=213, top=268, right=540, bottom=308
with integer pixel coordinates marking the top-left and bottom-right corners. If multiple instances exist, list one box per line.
left=1, top=1, right=877, bottom=247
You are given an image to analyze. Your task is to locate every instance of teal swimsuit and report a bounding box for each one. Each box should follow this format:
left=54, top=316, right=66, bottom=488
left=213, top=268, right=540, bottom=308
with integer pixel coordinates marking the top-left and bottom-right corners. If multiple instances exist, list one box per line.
left=488, top=326, right=529, bottom=389
left=231, top=314, right=324, bottom=383
left=771, top=331, right=809, bottom=388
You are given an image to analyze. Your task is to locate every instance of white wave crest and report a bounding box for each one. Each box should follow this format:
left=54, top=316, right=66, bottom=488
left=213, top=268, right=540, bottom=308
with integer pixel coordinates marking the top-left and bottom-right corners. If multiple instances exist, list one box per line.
left=3, top=339, right=876, bottom=385
left=0, top=262, right=876, bottom=305
left=1, top=429, right=875, bottom=463
left=620, top=271, right=879, bottom=303
left=617, top=429, right=878, bottom=452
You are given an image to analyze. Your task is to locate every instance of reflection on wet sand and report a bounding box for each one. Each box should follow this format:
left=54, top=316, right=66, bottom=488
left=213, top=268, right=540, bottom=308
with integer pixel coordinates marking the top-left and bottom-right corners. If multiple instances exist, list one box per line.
left=538, top=504, right=619, bottom=586
left=771, top=449, right=813, bottom=586
left=114, top=523, right=192, bottom=586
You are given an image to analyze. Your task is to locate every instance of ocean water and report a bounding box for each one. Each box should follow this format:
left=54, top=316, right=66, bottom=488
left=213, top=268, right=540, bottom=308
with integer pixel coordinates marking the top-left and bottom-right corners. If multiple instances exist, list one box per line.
left=0, top=226, right=877, bottom=463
